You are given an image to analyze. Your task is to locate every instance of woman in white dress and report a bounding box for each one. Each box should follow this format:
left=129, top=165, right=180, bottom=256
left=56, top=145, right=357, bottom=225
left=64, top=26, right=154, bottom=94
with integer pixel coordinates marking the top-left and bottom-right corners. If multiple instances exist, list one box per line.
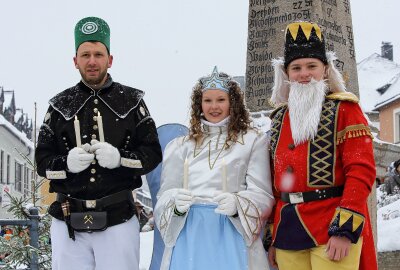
left=154, top=66, right=274, bottom=270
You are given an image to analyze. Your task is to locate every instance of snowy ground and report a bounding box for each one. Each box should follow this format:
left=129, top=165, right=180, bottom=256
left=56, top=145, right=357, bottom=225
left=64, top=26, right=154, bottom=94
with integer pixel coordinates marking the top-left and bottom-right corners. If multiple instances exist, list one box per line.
left=377, top=187, right=400, bottom=252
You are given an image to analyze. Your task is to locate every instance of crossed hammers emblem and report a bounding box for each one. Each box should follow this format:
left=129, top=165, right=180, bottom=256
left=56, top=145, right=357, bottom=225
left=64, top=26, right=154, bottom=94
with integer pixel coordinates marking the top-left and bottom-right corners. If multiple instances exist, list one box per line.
left=84, top=215, right=94, bottom=224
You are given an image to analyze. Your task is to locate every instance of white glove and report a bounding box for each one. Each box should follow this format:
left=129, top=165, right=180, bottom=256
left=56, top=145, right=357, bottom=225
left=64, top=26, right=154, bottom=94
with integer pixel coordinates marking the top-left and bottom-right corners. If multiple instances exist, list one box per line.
left=174, top=189, right=193, bottom=214
left=67, top=145, right=95, bottom=173
left=90, top=140, right=121, bottom=169
left=213, top=192, right=237, bottom=216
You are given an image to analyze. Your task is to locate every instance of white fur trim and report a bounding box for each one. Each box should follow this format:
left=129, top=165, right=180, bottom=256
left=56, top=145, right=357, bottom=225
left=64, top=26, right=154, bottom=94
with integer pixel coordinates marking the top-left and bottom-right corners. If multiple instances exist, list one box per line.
left=326, top=51, right=346, bottom=93
left=270, top=58, right=290, bottom=107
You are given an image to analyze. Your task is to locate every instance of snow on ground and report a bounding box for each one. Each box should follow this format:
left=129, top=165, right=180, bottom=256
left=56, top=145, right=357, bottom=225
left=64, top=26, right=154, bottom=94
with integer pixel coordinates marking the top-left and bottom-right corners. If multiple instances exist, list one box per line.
left=251, top=111, right=272, bottom=133
left=377, top=187, right=400, bottom=252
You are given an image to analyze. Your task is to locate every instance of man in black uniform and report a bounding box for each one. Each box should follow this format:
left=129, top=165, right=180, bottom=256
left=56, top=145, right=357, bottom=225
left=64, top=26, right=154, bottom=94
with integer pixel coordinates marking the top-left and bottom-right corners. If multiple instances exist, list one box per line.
left=35, top=16, right=162, bottom=270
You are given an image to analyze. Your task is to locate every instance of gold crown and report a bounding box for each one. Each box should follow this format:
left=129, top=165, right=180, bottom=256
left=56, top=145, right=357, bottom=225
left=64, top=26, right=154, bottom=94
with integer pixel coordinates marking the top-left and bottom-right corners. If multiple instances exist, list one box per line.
left=286, top=22, right=322, bottom=41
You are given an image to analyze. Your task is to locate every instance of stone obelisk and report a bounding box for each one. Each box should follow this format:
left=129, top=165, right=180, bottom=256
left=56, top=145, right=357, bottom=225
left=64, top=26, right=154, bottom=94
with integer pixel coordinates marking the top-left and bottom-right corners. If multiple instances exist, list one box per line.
left=245, top=0, right=358, bottom=111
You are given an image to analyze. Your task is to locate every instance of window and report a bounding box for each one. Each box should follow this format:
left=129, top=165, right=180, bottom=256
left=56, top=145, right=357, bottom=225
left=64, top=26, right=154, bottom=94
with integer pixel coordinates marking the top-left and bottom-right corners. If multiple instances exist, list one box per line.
left=15, top=161, right=22, bottom=193
left=0, top=150, right=3, bottom=183
left=6, top=155, right=10, bottom=184
left=24, top=166, right=30, bottom=196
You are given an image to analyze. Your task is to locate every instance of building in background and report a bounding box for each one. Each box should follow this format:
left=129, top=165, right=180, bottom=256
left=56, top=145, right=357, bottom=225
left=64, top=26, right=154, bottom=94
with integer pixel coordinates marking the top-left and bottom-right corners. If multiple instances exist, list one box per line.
left=0, top=87, right=33, bottom=140
left=0, top=114, right=34, bottom=218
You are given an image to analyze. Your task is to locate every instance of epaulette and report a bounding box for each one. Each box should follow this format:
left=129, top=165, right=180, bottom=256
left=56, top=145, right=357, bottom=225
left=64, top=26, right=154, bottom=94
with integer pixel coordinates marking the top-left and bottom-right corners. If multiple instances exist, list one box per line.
left=326, top=92, right=359, bottom=103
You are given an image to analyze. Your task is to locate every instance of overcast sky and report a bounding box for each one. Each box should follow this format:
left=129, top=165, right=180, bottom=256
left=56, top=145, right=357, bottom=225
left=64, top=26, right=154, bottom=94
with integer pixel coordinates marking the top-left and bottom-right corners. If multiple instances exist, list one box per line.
left=0, top=0, right=398, bottom=128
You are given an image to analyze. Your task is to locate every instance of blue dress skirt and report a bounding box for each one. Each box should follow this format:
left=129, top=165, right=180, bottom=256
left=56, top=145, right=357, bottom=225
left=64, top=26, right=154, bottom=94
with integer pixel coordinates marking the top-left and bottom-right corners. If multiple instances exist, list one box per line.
left=169, top=204, right=247, bottom=270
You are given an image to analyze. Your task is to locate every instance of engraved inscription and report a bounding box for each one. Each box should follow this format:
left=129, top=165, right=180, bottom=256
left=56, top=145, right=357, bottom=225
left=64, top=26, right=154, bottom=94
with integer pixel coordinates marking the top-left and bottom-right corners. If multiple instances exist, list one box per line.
left=245, top=0, right=359, bottom=111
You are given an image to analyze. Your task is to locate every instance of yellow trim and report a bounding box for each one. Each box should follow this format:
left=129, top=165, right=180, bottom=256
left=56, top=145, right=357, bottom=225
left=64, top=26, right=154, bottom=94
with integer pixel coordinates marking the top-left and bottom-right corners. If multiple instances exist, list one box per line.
left=294, top=205, right=319, bottom=246
left=352, top=213, right=365, bottom=232
left=286, top=22, right=322, bottom=41
left=338, top=209, right=352, bottom=228
left=326, top=92, right=359, bottom=103
left=273, top=204, right=287, bottom=245
left=272, top=109, right=287, bottom=191
left=336, top=124, right=373, bottom=145
left=333, top=208, right=365, bottom=233
left=269, top=103, right=287, bottom=118
left=193, top=135, right=227, bottom=169
left=307, top=100, right=338, bottom=188
left=236, top=194, right=262, bottom=238
left=330, top=208, right=340, bottom=225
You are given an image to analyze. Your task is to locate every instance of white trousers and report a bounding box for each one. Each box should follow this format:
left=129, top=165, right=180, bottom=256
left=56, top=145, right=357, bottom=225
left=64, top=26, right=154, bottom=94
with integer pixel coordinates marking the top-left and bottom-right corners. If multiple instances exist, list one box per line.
left=51, top=216, right=140, bottom=270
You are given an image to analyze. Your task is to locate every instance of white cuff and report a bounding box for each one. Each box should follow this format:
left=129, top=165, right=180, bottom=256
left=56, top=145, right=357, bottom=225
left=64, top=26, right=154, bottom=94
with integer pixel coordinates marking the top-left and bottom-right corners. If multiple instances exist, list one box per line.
left=120, top=157, right=143, bottom=168
left=46, top=170, right=67, bottom=179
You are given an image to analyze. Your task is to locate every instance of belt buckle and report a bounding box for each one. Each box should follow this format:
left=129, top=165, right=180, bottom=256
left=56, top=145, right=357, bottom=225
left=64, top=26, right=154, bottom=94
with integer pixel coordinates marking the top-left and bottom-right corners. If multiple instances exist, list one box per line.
left=289, top=192, right=304, bottom=204
left=85, top=200, right=97, bottom=209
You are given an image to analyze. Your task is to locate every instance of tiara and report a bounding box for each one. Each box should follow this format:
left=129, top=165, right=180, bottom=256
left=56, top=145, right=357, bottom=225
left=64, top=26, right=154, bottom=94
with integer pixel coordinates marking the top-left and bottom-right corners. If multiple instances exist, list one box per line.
left=199, top=66, right=231, bottom=92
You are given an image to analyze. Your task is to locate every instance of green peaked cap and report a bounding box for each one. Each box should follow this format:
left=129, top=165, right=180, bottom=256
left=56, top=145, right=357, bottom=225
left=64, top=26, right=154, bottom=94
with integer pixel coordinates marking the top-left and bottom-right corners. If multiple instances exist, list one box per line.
left=74, top=17, right=110, bottom=52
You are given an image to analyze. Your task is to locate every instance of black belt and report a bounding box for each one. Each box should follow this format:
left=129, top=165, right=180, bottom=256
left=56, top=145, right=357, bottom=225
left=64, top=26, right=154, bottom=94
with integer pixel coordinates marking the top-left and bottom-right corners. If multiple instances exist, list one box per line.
left=281, top=186, right=344, bottom=204
left=57, top=189, right=134, bottom=211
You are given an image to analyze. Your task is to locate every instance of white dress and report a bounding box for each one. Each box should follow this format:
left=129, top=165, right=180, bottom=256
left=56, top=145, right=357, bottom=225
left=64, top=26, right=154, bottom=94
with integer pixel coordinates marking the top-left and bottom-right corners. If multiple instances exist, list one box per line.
left=154, top=124, right=274, bottom=270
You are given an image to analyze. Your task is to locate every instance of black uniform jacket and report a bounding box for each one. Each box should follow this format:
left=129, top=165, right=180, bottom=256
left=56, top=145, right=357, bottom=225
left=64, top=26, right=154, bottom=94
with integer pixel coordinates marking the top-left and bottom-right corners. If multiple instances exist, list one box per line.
left=35, top=75, right=162, bottom=224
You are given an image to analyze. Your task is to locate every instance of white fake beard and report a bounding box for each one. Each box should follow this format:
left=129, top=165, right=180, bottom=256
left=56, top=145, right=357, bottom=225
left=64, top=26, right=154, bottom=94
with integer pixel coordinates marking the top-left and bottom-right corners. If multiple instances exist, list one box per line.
left=287, top=79, right=328, bottom=145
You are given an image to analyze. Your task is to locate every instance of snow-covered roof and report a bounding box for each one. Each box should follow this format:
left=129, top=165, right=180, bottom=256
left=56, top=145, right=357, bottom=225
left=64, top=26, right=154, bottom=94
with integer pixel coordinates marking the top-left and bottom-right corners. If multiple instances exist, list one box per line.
left=374, top=73, right=400, bottom=110
left=15, top=110, right=22, bottom=121
left=3, top=90, right=14, bottom=109
left=0, top=114, right=33, bottom=150
left=13, top=109, right=28, bottom=123
left=357, top=53, right=400, bottom=112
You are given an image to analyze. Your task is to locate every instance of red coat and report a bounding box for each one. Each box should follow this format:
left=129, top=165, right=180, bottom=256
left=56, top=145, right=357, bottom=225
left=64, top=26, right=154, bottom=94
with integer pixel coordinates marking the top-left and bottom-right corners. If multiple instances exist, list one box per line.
left=270, top=93, right=377, bottom=270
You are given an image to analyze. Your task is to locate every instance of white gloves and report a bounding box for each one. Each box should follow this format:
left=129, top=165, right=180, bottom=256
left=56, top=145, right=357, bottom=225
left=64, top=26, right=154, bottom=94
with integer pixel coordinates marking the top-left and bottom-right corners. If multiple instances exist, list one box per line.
left=213, top=192, right=237, bottom=216
left=90, top=140, right=121, bottom=169
left=66, top=140, right=121, bottom=172
left=67, top=144, right=95, bottom=173
left=174, top=189, right=193, bottom=214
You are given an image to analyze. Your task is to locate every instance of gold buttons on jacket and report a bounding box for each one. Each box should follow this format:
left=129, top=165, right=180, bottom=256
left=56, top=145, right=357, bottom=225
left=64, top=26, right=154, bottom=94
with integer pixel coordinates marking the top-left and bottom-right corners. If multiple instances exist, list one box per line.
left=93, top=116, right=98, bottom=121
left=92, top=160, right=96, bottom=165
left=92, top=134, right=97, bottom=139
left=90, top=177, right=96, bottom=183
left=94, top=108, right=98, bottom=114
left=91, top=169, right=96, bottom=174
left=93, top=125, right=98, bottom=130
left=288, top=144, right=295, bottom=150
left=94, top=99, right=99, bottom=104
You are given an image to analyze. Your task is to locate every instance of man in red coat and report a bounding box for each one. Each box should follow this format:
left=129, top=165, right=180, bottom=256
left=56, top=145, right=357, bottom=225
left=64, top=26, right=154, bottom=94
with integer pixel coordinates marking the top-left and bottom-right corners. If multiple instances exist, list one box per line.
left=267, top=21, right=377, bottom=270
